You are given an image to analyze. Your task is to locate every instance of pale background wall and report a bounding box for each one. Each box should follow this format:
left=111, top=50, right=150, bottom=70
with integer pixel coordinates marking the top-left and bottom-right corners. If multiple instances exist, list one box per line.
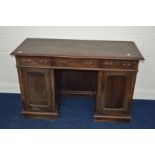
left=0, top=26, right=154, bottom=99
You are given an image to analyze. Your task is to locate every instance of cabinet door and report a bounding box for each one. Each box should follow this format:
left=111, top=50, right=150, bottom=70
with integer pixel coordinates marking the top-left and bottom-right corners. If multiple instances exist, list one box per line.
left=18, top=68, right=55, bottom=112
left=97, top=71, right=136, bottom=115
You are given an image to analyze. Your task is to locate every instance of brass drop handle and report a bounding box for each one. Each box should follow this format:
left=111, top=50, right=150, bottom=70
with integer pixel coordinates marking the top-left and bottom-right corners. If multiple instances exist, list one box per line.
left=104, top=62, right=112, bottom=66
left=123, top=63, right=131, bottom=67
left=84, top=61, right=92, bottom=65
left=58, top=60, right=68, bottom=65
left=39, top=60, right=48, bottom=63
left=23, top=59, right=31, bottom=63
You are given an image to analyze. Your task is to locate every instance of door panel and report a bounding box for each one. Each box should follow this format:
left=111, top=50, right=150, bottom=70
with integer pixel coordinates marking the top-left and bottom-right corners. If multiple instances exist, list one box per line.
left=26, top=71, right=49, bottom=106
left=104, top=75, right=127, bottom=109
left=97, top=71, right=135, bottom=115
left=19, top=68, right=55, bottom=112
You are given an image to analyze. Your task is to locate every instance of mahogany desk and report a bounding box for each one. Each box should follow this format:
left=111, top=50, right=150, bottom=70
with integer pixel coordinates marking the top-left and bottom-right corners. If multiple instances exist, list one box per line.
left=11, top=38, right=144, bottom=122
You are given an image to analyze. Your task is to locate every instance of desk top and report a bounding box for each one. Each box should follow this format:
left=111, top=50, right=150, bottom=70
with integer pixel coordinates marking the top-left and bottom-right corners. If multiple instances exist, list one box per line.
left=11, top=38, right=144, bottom=60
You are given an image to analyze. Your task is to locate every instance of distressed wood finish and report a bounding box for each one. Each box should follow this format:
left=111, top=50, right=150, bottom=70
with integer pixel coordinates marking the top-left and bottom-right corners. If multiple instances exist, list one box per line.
left=17, top=67, right=57, bottom=114
left=11, top=38, right=144, bottom=122
left=16, top=56, right=138, bottom=71
left=11, top=38, right=144, bottom=60
left=95, top=72, right=135, bottom=114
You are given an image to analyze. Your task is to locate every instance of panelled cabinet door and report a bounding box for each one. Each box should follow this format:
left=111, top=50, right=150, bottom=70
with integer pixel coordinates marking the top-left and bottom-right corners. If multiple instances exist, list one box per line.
left=97, top=71, right=136, bottom=115
left=18, top=68, right=55, bottom=113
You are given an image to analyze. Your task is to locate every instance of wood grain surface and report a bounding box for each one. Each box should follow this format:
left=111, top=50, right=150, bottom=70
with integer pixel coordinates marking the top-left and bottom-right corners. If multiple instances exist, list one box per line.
left=11, top=38, right=144, bottom=60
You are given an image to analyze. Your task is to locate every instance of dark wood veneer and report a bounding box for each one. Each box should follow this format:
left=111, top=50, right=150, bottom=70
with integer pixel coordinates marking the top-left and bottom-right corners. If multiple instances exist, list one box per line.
left=11, top=38, right=144, bottom=122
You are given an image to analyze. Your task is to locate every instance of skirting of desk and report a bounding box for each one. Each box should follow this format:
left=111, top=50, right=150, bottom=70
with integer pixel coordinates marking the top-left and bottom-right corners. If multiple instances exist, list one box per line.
left=22, top=111, right=59, bottom=119
left=94, top=114, right=131, bottom=123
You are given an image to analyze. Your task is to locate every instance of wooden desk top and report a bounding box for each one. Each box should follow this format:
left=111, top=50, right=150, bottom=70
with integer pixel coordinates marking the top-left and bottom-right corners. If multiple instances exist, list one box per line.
left=11, top=38, right=144, bottom=60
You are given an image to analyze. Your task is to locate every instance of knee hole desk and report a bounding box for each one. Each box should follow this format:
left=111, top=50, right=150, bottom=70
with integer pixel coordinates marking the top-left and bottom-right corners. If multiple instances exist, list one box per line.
left=11, top=38, right=144, bottom=122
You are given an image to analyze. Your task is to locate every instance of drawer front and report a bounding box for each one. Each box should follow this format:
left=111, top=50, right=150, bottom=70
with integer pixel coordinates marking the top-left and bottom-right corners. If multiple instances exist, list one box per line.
left=17, top=57, right=54, bottom=67
left=54, top=58, right=99, bottom=69
left=101, top=60, right=138, bottom=70
left=16, top=57, right=138, bottom=70
left=17, top=57, right=100, bottom=69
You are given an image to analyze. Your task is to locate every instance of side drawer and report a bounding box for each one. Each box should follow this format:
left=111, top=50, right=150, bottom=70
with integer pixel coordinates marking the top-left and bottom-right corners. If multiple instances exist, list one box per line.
left=100, top=60, right=138, bottom=70
left=16, top=56, right=54, bottom=67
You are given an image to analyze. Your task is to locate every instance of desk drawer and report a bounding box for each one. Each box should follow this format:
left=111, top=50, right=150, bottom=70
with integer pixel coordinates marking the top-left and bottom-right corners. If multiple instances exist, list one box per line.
left=17, top=57, right=54, bottom=67
left=101, top=60, right=138, bottom=70
left=17, top=57, right=100, bottom=69
left=16, top=57, right=138, bottom=71
left=54, top=58, right=99, bottom=69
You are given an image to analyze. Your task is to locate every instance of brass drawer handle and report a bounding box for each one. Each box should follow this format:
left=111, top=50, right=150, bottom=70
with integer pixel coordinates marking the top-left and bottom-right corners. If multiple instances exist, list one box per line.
left=84, top=61, right=93, bottom=65
left=39, top=60, right=48, bottom=63
left=22, top=59, right=32, bottom=63
left=104, top=62, right=112, bottom=66
left=123, top=63, right=132, bottom=67
left=58, top=60, right=68, bottom=65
